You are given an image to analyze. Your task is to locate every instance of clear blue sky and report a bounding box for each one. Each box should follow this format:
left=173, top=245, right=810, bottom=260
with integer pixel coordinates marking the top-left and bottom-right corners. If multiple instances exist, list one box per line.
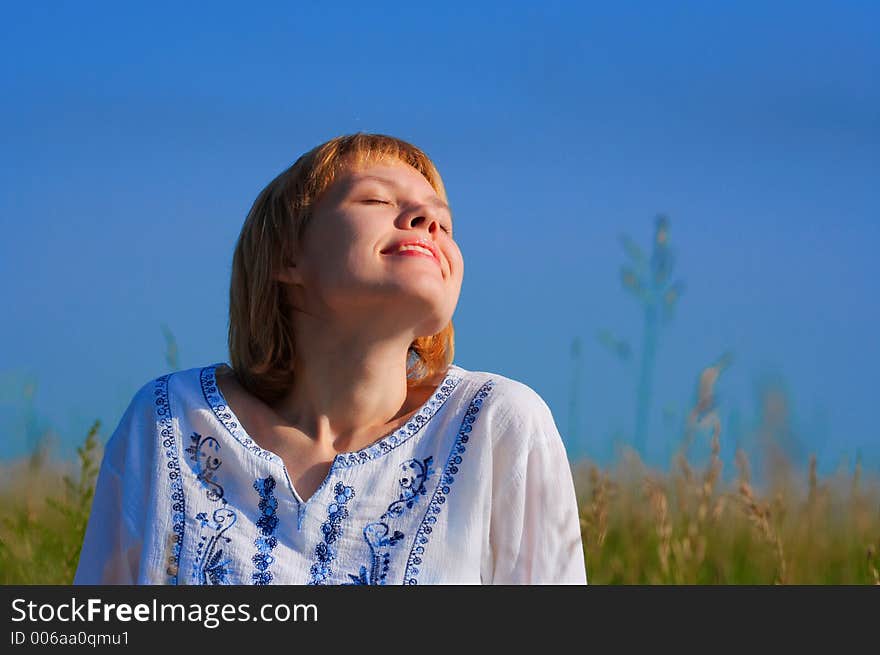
left=2, top=1, right=877, bottom=477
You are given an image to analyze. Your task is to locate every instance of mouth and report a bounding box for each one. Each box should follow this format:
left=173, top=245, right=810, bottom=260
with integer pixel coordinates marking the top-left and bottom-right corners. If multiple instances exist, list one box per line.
left=381, top=241, right=442, bottom=268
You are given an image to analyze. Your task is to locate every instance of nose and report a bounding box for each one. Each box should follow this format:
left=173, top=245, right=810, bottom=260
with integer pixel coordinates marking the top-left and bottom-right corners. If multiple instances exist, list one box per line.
left=404, top=210, right=441, bottom=236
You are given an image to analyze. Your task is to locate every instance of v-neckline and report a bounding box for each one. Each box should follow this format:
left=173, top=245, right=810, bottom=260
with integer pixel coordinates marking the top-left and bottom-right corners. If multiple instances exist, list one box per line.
left=200, top=362, right=464, bottom=510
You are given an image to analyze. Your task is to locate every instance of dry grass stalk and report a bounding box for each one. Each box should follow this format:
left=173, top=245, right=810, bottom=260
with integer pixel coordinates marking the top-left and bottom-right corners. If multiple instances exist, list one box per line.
left=738, top=480, right=787, bottom=584
left=697, top=433, right=723, bottom=523
left=644, top=477, right=673, bottom=579
left=586, top=465, right=610, bottom=548
left=676, top=451, right=694, bottom=484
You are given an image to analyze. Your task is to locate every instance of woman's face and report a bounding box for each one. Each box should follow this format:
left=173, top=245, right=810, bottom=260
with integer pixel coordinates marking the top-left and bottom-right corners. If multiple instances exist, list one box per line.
left=280, top=158, right=464, bottom=338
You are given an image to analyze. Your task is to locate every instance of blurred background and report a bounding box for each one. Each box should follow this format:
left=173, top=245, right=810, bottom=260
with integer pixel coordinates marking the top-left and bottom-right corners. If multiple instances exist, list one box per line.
left=2, top=1, right=878, bottom=583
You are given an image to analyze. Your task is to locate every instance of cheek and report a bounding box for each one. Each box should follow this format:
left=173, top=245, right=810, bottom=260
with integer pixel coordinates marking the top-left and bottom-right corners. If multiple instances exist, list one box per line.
left=303, top=219, right=363, bottom=276
left=327, top=247, right=366, bottom=283
left=298, top=244, right=352, bottom=292
left=447, top=243, right=465, bottom=277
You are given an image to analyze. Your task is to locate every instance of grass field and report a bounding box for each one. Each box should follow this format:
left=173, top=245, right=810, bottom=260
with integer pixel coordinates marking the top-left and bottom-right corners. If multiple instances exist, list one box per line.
left=1, top=421, right=877, bottom=585
left=572, top=438, right=880, bottom=584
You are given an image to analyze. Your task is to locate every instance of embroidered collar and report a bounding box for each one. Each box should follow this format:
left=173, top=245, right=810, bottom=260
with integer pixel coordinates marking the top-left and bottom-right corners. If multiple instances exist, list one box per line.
left=200, top=363, right=464, bottom=470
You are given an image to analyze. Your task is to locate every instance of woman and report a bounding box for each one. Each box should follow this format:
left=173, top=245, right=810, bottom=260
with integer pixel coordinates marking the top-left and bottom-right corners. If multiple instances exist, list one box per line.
left=74, top=133, right=587, bottom=585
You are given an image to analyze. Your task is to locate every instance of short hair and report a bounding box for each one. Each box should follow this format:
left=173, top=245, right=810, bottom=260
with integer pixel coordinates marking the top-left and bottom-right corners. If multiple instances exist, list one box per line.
left=227, top=132, right=455, bottom=406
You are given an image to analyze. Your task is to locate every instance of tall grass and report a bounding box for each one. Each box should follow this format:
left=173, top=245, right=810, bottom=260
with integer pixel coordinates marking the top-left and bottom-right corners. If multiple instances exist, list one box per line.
left=575, top=444, right=880, bottom=584
left=0, top=421, right=101, bottom=584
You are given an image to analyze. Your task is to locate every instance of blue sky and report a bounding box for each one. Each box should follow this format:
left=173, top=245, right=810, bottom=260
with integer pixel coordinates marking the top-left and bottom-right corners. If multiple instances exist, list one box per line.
left=2, top=1, right=878, bottom=476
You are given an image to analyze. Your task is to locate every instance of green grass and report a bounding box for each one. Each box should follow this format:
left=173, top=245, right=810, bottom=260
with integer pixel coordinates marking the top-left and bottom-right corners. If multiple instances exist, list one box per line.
left=0, top=421, right=101, bottom=585
left=574, top=442, right=880, bottom=584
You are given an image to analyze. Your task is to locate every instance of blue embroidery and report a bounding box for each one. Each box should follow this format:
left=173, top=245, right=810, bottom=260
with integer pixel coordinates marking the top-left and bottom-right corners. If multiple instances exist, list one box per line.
left=403, top=380, right=495, bottom=585
left=334, top=374, right=463, bottom=467
left=344, top=457, right=434, bottom=585
left=201, top=365, right=278, bottom=463
left=193, top=506, right=237, bottom=584
left=185, top=432, right=225, bottom=501
left=252, top=476, right=280, bottom=585
left=155, top=374, right=185, bottom=585
left=202, top=365, right=301, bottom=505
left=186, top=430, right=238, bottom=585
left=309, top=481, right=355, bottom=585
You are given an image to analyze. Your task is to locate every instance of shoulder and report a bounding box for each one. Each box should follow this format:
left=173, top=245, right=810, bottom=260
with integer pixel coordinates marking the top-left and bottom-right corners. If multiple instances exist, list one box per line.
left=115, top=362, right=219, bottom=435
left=139, top=362, right=223, bottom=409
left=449, top=364, right=557, bottom=447
left=451, top=364, right=553, bottom=418
left=110, top=363, right=211, bottom=447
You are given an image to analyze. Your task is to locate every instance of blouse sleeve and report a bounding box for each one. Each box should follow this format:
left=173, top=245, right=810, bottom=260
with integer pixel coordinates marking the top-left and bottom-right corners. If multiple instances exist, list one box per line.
left=74, top=381, right=155, bottom=585
left=483, top=386, right=588, bottom=585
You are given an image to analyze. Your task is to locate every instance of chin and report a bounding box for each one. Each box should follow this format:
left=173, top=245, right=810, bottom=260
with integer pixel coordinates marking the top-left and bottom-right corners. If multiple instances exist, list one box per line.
left=374, top=279, right=458, bottom=331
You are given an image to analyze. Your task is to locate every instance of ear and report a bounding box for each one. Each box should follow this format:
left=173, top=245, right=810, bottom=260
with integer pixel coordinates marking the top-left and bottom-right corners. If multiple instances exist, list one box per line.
left=273, top=263, right=303, bottom=286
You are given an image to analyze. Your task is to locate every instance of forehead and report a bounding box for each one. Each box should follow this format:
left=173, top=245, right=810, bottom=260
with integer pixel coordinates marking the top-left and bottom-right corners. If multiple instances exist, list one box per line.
left=334, top=158, right=436, bottom=195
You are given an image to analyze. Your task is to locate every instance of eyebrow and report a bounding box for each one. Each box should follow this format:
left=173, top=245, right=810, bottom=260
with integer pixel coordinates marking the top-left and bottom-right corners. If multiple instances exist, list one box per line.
left=351, top=174, right=452, bottom=214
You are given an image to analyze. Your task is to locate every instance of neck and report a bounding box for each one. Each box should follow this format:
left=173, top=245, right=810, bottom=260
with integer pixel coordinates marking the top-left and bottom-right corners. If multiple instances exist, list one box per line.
left=269, top=319, right=423, bottom=453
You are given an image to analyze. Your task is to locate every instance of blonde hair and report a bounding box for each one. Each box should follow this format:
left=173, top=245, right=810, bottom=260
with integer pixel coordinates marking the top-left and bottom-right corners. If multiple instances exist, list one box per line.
left=227, top=133, right=455, bottom=406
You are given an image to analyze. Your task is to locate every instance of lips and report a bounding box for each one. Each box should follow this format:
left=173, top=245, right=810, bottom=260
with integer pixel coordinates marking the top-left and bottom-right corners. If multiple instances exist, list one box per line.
left=381, top=238, right=441, bottom=267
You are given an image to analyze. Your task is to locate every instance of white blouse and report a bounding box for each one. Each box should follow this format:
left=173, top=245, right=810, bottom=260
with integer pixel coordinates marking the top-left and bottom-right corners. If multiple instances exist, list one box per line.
left=74, top=362, right=587, bottom=585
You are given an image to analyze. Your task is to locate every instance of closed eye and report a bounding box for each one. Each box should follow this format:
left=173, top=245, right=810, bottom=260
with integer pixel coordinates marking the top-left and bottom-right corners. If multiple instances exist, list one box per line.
left=363, top=198, right=452, bottom=235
